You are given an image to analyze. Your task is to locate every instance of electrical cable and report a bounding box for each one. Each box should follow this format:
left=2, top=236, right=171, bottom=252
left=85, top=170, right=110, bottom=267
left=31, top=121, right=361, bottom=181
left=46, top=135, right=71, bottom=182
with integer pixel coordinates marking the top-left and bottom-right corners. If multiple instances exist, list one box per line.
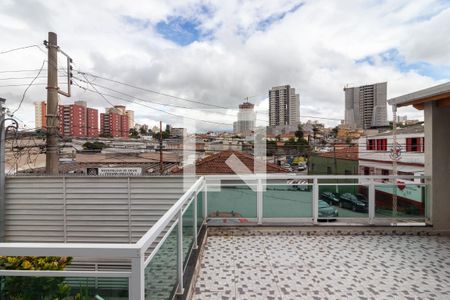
left=10, top=60, right=46, bottom=116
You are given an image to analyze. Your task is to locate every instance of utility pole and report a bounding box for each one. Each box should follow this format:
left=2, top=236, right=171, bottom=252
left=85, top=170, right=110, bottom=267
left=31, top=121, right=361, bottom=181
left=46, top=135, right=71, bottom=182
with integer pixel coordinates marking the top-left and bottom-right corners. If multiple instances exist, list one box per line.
left=45, top=32, right=59, bottom=175
left=159, top=121, right=163, bottom=175
left=392, top=105, right=398, bottom=217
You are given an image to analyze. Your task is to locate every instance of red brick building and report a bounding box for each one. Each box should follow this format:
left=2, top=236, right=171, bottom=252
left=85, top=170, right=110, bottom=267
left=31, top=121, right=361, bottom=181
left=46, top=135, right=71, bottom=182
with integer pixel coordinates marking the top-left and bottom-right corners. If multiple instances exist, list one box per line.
left=86, top=108, right=99, bottom=137
left=58, top=101, right=99, bottom=138
left=100, top=111, right=129, bottom=138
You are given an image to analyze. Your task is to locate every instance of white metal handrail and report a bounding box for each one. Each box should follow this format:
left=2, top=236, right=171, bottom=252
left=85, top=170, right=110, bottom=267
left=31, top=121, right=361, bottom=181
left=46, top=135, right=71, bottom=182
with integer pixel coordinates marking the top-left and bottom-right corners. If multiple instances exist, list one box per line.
left=203, top=174, right=429, bottom=226
left=0, top=176, right=207, bottom=300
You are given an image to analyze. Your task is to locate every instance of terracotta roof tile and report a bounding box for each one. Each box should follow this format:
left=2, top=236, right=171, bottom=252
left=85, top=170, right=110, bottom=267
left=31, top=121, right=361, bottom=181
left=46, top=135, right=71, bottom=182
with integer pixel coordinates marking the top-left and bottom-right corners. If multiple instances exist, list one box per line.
left=173, top=151, right=287, bottom=174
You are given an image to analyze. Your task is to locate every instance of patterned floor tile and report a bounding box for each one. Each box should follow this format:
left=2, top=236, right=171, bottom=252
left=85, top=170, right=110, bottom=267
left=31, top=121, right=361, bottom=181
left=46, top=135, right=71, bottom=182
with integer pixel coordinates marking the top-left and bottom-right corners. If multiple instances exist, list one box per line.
left=193, top=234, right=450, bottom=299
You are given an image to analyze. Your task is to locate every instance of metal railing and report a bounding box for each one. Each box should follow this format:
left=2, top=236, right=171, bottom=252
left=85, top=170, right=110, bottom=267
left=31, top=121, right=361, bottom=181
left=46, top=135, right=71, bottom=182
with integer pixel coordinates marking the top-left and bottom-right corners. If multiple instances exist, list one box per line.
left=203, top=174, right=430, bottom=226
left=0, top=174, right=430, bottom=299
left=0, top=176, right=207, bottom=300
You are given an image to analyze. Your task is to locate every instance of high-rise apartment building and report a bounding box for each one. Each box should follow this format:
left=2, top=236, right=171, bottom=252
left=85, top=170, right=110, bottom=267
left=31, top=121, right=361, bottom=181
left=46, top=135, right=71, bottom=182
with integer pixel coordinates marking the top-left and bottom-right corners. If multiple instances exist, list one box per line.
left=269, top=85, right=300, bottom=127
left=233, top=101, right=256, bottom=136
left=34, top=101, right=47, bottom=129
left=126, top=110, right=134, bottom=129
left=35, top=100, right=98, bottom=137
left=100, top=106, right=129, bottom=138
left=344, top=82, right=388, bottom=129
left=58, top=101, right=99, bottom=137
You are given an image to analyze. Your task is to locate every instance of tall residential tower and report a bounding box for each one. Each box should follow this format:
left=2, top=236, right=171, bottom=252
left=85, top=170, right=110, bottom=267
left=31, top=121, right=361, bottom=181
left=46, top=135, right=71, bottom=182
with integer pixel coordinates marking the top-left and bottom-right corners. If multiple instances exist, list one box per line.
left=269, top=85, right=300, bottom=127
left=233, top=101, right=256, bottom=136
left=267, top=85, right=300, bottom=135
left=344, top=82, right=388, bottom=129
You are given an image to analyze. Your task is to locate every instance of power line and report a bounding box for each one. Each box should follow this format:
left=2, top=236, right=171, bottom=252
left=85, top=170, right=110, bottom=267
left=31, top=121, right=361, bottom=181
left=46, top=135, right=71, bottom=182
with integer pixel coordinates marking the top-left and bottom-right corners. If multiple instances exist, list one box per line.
left=73, top=76, right=274, bottom=123
left=0, top=75, right=65, bottom=81
left=76, top=70, right=237, bottom=109
left=0, top=44, right=40, bottom=55
left=10, top=60, right=46, bottom=116
left=72, top=80, right=233, bottom=126
left=0, top=83, right=47, bottom=88
left=0, top=68, right=48, bottom=74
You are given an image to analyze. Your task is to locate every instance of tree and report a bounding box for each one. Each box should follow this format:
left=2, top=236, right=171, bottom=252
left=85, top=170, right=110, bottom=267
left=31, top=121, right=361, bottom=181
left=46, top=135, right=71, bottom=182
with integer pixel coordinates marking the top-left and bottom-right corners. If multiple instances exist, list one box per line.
left=345, top=136, right=353, bottom=145
left=295, top=124, right=304, bottom=140
left=330, top=126, right=339, bottom=138
left=82, top=141, right=106, bottom=150
left=129, top=128, right=139, bottom=139
left=139, top=127, right=148, bottom=136
left=153, top=131, right=170, bottom=140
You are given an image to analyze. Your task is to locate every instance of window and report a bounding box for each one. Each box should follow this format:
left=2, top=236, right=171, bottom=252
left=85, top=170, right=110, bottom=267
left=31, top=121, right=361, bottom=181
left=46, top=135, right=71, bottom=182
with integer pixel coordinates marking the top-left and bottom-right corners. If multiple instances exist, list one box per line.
left=344, top=169, right=351, bottom=175
left=406, top=137, right=424, bottom=152
left=376, top=139, right=387, bottom=151
left=363, top=167, right=370, bottom=175
left=367, top=138, right=387, bottom=151
left=327, top=166, right=332, bottom=174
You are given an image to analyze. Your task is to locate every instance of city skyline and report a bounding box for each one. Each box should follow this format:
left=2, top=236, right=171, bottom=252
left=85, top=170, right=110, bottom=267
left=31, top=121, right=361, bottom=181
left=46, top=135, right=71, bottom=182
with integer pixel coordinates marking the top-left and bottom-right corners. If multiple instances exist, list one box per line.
left=2, top=1, right=450, bottom=131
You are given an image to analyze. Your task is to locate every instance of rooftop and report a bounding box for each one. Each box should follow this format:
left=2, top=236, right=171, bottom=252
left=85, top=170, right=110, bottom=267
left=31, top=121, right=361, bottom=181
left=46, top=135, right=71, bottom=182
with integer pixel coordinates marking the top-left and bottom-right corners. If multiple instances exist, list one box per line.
left=194, top=233, right=450, bottom=299
left=173, top=151, right=287, bottom=174
left=364, top=123, right=424, bottom=137
left=388, top=82, right=450, bottom=109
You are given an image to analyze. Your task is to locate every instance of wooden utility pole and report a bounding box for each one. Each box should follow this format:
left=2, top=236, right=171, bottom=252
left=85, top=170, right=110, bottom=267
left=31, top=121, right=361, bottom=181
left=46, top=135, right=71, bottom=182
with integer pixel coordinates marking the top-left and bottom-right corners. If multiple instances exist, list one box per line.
left=45, top=32, right=59, bottom=175
left=159, top=121, right=163, bottom=174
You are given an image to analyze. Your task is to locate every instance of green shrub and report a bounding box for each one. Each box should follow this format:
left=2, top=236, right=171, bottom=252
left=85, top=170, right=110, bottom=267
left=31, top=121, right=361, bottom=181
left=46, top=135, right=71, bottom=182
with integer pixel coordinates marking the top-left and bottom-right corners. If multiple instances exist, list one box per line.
left=0, top=256, right=73, bottom=300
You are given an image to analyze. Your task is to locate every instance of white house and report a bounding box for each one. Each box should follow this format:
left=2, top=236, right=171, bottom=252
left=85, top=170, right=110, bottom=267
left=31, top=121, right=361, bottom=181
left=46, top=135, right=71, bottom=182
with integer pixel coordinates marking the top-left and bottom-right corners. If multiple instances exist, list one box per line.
left=358, top=124, right=424, bottom=177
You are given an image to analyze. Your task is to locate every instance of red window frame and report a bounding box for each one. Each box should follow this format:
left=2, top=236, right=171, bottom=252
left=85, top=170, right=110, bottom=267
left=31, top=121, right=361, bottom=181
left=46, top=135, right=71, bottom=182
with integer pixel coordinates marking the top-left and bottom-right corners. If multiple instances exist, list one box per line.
left=406, top=137, right=424, bottom=152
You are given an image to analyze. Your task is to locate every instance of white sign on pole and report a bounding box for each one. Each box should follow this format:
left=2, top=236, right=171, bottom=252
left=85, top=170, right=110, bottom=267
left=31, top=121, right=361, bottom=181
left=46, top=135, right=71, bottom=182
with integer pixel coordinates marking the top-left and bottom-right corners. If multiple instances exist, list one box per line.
left=98, top=167, right=142, bottom=176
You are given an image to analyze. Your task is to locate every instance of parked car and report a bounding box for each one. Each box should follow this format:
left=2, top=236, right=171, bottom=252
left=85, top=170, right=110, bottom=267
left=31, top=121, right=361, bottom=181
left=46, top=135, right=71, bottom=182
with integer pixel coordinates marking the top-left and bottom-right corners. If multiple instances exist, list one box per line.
left=318, top=200, right=338, bottom=219
left=338, top=193, right=368, bottom=212
left=320, top=191, right=340, bottom=206
left=296, top=163, right=307, bottom=171
left=287, top=179, right=310, bottom=191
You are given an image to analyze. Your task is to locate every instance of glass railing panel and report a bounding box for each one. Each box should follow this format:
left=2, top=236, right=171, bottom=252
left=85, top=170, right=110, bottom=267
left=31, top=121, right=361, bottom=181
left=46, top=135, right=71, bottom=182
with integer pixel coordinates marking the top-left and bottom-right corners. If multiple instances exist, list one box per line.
left=145, top=226, right=178, bottom=300
left=207, top=185, right=257, bottom=220
left=318, top=184, right=369, bottom=218
left=0, top=275, right=129, bottom=299
left=183, top=201, right=194, bottom=266
left=374, top=183, right=426, bottom=219
left=196, top=192, right=203, bottom=233
left=263, top=184, right=313, bottom=218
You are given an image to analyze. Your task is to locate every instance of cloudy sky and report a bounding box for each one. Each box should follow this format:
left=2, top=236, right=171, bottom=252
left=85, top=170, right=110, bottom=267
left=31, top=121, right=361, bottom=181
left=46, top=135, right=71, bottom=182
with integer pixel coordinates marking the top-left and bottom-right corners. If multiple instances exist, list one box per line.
left=1, top=0, right=449, bottom=131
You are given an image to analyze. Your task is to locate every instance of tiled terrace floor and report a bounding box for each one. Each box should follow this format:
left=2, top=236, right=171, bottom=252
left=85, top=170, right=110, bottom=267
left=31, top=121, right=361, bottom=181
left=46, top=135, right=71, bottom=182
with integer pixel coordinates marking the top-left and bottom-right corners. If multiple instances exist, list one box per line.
left=193, top=234, right=450, bottom=299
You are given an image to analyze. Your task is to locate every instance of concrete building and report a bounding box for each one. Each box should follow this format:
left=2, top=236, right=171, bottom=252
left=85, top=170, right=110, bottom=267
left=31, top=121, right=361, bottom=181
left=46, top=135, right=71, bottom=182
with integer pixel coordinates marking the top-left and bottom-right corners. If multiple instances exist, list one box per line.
left=171, top=127, right=187, bottom=137
left=388, top=82, right=450, bottom=232
left=35, top=100, right=98, bottom=137
left=233, top=101, right=256, bottom=136
left=344, top=82, right=388, bottom=129
left=34, top=101, right=46, bottom=129
left=100, top=108, right=129, bottom=138
left=358, top=124, right=424, bottom=176
left=57, top=101, right=99, bottom=138
left=126, top=110, right=134, bottom=129
left=269, top=85, right=300, bottom=129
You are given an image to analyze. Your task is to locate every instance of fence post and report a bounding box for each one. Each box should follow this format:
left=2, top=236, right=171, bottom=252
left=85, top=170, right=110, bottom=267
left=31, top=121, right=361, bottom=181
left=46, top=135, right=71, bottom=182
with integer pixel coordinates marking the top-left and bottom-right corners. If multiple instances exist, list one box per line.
left=257, top=178, right=263, bottom=224
left=177, top=210, right=184, bottom=295
left=202, top=182, right=207, bottom=223
left=368, top=179, right=375, bottom=225
left=193, top=193, right=198, bottom=249
left=129, top=254, right=144, bottom=300
left=312, top=178, right=318, bottom=224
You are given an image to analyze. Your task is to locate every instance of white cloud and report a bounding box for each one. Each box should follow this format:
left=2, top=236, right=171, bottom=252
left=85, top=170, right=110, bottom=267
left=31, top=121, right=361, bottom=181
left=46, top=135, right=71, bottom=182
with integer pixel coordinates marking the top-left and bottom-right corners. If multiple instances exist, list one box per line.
left=0, top=0, right=448, bottom=132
